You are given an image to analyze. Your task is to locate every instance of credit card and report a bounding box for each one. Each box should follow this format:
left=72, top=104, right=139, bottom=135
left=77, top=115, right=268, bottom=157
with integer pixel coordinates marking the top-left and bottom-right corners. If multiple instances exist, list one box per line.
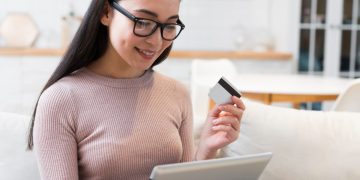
left=208, top=76, right=241, bottom=105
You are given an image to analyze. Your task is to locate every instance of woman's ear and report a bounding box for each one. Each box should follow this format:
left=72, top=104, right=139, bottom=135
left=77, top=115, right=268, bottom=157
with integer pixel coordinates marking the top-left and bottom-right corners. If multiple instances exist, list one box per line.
left=101, top=1, right=112, bottom=26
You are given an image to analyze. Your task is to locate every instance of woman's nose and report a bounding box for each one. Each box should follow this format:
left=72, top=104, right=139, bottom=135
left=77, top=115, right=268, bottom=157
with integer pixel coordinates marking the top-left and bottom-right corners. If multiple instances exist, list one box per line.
left=145, top=27, right=163, bottom=46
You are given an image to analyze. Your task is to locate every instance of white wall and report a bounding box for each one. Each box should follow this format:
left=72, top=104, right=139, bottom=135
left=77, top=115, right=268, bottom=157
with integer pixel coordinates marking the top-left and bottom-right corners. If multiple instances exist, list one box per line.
left=176, top=0, right=271, bottom=50
left=0, top=57, right=60, bottom=115
left=0, top=0, right=292, bottom=51
left=0, top=0, right=91, bottom=48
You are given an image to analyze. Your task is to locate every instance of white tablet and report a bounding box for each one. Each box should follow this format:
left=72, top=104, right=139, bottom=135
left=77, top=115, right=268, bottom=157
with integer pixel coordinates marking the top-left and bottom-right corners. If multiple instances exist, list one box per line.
left=149, top=152, right=272, bottom=180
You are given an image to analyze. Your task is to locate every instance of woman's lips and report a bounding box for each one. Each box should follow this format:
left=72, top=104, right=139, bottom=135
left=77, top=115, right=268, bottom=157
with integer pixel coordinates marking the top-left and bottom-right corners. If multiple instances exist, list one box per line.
left=136, top=47, right=156, bottom=60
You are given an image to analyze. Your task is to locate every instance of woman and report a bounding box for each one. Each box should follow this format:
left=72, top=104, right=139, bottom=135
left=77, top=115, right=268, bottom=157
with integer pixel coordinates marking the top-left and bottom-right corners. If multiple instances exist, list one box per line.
left=28, top=0, right=245, bottom=179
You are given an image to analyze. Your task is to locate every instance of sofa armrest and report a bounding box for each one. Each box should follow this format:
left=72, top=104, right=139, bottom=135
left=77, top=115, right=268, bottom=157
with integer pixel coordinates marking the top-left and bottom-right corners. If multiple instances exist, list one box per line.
left=0, top=112, right=40, bottom=179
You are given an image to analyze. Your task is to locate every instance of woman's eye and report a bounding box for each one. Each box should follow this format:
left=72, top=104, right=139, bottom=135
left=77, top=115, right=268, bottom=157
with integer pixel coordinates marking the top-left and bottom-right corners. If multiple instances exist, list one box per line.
left=136, top=20, right=152, bottom=28
left=164, top=25, right=176, bottom=31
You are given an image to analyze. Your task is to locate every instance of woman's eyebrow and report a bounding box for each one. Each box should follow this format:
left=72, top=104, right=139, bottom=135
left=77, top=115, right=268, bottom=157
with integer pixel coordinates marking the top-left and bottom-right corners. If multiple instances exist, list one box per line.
left=135, top=9, right=179, bottom=20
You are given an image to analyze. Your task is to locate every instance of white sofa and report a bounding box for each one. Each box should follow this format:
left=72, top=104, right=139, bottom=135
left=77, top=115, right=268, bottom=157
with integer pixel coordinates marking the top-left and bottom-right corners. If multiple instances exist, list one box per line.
left=218, top=100, right=360, bottom=180
left=0, top=112, right=40, bottom=179
left=2, top=99, right=360, bottom=179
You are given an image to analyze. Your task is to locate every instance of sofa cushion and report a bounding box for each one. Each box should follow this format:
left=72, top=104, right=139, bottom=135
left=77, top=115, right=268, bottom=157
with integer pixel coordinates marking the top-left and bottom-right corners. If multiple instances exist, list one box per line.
left=0, top=112, right=40, bottom=179
left=220, top=100, right=360, bottom=180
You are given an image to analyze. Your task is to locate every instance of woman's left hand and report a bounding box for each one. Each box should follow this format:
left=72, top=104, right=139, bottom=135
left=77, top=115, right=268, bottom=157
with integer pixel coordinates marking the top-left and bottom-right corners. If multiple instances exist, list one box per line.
left=195, top=96, right=245, bottom=160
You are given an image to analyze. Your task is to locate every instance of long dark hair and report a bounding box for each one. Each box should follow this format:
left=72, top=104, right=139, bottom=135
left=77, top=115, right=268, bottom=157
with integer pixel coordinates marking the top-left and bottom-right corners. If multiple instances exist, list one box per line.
left=27, top=0, right=172, bottom=150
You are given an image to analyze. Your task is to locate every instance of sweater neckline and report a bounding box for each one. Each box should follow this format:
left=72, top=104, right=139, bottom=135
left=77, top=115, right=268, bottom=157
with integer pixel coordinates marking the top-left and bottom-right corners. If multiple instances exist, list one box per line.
left=78, top=67, right=154, bottom=88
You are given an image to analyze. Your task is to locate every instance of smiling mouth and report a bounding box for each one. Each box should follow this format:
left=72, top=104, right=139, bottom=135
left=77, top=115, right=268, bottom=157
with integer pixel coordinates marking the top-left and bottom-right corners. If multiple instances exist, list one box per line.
left=135, top=47, right=156, bottom=59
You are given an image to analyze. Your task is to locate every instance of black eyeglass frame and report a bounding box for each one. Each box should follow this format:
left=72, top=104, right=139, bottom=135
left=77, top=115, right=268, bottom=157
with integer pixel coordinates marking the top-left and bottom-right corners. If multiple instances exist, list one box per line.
left=108, top=0, right=185, bottom=41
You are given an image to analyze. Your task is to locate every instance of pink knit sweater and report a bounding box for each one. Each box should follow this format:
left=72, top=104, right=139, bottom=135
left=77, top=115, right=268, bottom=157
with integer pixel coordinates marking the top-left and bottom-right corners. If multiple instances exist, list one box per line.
left=33, top=68, right=194, bottom=180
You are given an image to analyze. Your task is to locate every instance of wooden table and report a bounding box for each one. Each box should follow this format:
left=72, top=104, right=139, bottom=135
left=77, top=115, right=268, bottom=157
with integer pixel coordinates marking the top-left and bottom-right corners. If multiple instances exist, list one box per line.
left=208, top=74, right=352, bottom=108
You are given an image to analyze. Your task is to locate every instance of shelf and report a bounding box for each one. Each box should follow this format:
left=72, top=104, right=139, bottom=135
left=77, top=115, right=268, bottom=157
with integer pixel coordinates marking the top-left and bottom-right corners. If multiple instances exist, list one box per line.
left=169, top=50, right=292, bottom=60
left=0, top=48, right=292, bottom=60
left=0, top=48, right=65, bottom=56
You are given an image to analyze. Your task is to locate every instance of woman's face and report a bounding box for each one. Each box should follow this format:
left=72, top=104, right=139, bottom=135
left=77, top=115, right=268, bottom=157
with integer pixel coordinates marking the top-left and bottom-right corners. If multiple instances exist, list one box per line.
left=104, top=0, right=180, bottom=73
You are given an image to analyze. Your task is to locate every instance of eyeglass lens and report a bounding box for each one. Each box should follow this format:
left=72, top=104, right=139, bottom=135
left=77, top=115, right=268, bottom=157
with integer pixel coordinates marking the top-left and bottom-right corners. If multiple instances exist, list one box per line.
left=134, top=19, right=182, bottom=40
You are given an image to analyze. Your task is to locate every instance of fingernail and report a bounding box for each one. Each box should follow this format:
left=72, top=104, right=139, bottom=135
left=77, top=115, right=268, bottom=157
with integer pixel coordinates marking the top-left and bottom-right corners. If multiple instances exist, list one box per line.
left=212, top=119, right=218, bottom=124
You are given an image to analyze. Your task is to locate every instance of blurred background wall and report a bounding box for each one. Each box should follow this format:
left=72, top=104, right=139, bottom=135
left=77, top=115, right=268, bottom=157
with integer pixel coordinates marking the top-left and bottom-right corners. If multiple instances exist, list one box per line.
left=0, top=0, right=295, bottom=51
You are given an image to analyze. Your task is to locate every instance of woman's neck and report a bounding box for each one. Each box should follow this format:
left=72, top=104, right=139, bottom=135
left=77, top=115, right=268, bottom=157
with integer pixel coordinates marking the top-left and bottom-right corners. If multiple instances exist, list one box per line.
left=87, top=49, right=145, bottom=79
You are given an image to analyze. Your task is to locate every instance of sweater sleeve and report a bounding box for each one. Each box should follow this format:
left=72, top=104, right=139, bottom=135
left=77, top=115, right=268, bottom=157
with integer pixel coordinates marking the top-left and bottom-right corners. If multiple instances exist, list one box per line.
left=176, top=83, right=195, bottom=162
left=33, top=83, right=79, bottom=180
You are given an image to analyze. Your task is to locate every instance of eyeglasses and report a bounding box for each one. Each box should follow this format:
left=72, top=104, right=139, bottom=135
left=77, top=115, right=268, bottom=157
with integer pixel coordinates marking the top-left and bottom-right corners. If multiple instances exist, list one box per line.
left=108, top=0, right=185, bottom=41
